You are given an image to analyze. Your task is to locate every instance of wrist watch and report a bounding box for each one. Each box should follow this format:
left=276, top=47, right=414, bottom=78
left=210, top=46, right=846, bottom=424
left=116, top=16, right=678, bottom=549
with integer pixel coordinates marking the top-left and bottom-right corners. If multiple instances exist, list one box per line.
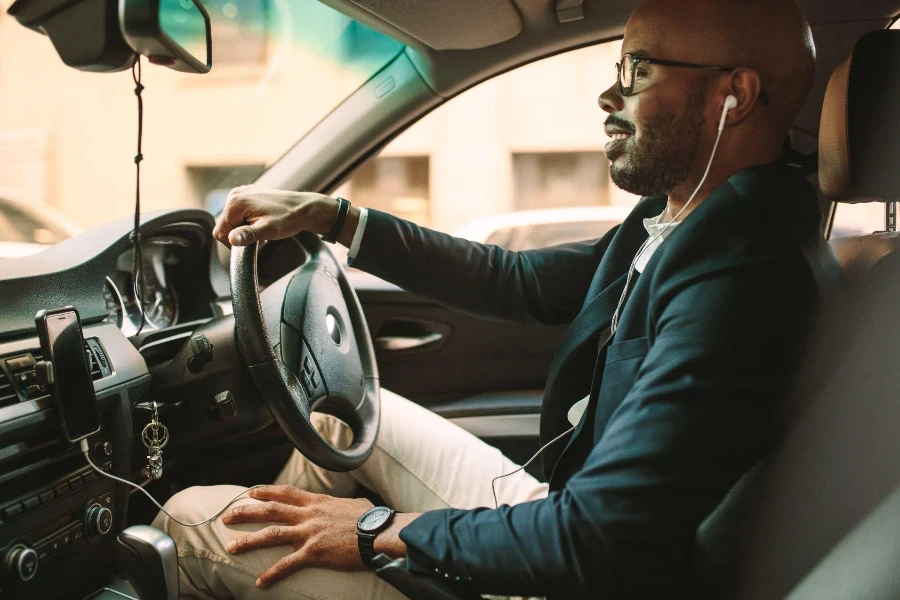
left=323, top=197, right=350, bottom=244
left=357, top=506, right=396, bottom=567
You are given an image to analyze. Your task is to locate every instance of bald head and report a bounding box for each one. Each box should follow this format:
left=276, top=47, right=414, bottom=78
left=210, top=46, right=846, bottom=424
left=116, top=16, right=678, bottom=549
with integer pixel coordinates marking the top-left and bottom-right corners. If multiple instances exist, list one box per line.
left=628, top=0, right=815, bottom=136
left=598, top=0, right=816, bottom=202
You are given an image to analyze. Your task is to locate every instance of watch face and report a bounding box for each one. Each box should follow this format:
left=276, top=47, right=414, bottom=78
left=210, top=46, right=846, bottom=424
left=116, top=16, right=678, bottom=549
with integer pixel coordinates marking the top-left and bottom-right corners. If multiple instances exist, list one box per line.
left=358, top=506, right=393, bottom=533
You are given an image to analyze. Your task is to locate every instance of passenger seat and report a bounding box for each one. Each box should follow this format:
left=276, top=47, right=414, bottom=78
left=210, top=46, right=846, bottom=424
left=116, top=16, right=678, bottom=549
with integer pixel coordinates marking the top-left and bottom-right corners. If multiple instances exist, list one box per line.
left=733, top=29, right=900, bottom=599
left=821, top=30, right=900, bottom=280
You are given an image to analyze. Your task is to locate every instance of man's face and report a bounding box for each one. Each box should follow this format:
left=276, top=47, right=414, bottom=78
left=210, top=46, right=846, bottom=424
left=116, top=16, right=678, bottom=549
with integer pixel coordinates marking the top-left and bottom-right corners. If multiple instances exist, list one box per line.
left=603, top=83, right=709, bottom=197
left=598, top=8, right=715, bottom=197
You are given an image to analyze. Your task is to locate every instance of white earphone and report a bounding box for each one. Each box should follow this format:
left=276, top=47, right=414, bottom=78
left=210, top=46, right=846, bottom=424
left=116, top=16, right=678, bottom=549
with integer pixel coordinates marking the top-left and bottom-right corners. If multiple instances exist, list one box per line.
left=719, top=94, right=738, bottom=132
left=610, top=93, right=739, bottom=334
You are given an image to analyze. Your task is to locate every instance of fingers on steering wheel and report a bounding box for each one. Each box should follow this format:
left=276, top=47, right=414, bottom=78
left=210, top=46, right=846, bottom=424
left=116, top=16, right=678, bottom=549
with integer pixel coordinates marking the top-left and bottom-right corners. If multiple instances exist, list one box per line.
left=214, top=191, right=253, bottom=245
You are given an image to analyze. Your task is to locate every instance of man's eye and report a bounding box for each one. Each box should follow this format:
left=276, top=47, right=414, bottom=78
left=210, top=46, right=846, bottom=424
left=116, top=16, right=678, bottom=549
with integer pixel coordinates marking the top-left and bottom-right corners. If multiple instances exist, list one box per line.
left=634, top=67, right=649, bottom=79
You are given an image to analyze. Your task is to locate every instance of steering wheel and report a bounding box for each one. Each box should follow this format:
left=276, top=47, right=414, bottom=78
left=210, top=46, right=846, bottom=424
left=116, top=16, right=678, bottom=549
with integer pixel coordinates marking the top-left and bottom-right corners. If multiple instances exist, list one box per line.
left=229, top=232, right=380, bottom=472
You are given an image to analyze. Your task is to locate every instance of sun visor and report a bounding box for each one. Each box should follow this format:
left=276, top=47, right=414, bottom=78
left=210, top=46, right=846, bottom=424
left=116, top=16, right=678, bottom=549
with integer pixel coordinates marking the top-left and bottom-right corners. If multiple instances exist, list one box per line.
left=7, top=0, right=135, bottom=72
left=328, top=0, right=523, bottom=50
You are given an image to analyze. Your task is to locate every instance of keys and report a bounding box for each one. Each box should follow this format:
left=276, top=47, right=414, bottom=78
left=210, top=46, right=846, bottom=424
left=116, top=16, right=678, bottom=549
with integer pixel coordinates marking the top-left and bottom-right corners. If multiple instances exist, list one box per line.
left=140, top=401, right=169, bottom=480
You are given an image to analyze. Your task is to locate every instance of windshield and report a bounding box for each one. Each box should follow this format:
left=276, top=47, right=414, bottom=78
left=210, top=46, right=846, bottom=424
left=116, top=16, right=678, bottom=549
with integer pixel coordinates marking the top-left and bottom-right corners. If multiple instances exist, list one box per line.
left=0, top=0, right=402, bottom=256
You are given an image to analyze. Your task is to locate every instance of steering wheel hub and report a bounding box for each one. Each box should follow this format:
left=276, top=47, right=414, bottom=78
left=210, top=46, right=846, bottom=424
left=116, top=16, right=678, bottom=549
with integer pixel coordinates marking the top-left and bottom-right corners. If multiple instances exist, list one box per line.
left=230, top=232, right=380, bottom=472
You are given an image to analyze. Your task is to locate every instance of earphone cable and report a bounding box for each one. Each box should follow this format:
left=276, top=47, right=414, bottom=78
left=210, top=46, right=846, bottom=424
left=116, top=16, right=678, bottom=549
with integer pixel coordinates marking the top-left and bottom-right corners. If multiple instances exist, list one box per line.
left=611, top=99, right=732, bottom=334
left=491, top=425, right=576, bottom=509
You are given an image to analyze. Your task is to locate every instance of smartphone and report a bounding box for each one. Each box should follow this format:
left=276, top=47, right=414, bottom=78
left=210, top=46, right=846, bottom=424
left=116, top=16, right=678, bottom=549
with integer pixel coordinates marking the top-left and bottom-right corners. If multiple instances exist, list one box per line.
left=35, top=307, right=102, bottom=442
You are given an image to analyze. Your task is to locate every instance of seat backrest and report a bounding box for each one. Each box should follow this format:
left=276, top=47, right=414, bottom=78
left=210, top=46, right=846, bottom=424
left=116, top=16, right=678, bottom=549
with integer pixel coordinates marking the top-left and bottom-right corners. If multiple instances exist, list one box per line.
left=695, top=29, right=900, bottom=599
left=820, top=29, right=900, bottom=278
left=729, top=29, right=900, bottom=600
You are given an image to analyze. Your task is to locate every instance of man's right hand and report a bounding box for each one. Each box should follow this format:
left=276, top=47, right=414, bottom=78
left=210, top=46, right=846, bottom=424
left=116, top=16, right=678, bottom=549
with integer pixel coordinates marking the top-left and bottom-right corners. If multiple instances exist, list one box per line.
left=212, top=185, right=346, bottom=247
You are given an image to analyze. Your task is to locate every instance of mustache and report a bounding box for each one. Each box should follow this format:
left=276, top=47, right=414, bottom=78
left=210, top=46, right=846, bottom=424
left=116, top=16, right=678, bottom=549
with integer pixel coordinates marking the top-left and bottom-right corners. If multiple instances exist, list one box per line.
left=604, top=115, right=635, bottom=134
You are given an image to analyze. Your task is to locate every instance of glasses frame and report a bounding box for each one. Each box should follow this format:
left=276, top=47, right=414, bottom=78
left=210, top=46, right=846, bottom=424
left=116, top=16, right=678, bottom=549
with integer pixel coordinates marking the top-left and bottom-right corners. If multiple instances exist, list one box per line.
left=615, top=53, right=771, bottom=105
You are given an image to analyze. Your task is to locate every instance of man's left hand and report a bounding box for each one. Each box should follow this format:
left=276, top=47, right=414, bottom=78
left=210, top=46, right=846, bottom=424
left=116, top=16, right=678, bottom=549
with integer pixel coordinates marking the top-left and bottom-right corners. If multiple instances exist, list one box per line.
left=222, top=485, right=373, bottom=587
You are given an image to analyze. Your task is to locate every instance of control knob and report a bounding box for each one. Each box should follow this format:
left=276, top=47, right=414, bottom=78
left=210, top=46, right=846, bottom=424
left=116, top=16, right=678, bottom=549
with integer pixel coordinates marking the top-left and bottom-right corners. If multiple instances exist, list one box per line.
left=95, top=441, right=113, bottom=457
left=4, top=543, right=38, bottom=582
left=86, top=503, right=113, bottom=536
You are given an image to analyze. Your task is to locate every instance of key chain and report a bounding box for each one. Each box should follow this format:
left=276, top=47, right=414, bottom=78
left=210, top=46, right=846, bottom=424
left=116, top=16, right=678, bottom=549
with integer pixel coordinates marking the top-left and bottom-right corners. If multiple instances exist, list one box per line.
left=141, top=401, right=169, bottom=480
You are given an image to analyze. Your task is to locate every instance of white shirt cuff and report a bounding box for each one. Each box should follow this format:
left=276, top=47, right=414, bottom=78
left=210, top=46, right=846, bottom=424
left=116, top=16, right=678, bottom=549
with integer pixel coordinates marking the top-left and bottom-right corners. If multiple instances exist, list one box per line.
left=347, top=207, right=368, bottom=262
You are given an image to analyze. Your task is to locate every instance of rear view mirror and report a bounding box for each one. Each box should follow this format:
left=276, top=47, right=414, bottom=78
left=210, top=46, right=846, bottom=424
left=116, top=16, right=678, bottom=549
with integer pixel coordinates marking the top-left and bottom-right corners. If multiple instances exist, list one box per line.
left=119, top=0, right=212, bottom=73
left=7, top=0, right=211, bottom=73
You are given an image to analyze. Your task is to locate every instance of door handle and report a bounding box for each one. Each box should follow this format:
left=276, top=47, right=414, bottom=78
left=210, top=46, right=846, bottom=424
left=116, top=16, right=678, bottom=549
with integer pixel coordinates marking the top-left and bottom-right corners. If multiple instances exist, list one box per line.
left=374, top=332, right=444, bottom=351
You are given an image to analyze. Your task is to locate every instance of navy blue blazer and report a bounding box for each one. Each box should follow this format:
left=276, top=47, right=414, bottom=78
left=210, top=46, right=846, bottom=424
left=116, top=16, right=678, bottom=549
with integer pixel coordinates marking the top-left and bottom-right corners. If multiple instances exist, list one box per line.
left=350, top=161, right=839, bottom=598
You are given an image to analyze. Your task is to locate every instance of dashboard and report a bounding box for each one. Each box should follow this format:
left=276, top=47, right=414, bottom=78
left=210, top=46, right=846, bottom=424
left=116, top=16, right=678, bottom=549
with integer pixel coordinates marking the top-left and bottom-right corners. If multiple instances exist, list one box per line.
left=0, top=209, right=249, bottom=599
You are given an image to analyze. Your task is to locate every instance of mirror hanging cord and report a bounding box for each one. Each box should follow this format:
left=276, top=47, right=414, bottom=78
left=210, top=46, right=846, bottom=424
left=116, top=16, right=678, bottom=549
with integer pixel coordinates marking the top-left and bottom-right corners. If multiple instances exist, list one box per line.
left=130, top=56, right=148, bottom=335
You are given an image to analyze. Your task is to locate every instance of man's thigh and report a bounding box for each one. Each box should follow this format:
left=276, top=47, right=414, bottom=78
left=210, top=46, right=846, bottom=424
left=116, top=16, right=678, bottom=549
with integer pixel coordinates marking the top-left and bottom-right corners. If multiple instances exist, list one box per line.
left=153, top=486, right=407, bottom=600
left=154, top=388, right=548, bottom=599
left=277, top=388, right=549, bottom=511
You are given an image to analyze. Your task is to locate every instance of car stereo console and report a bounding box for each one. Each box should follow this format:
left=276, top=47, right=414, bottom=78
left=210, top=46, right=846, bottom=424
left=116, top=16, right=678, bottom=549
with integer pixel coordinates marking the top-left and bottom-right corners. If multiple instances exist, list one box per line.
left=0, top=331, right=137, bottom=600
left=1, top=439, right=118, bottom=590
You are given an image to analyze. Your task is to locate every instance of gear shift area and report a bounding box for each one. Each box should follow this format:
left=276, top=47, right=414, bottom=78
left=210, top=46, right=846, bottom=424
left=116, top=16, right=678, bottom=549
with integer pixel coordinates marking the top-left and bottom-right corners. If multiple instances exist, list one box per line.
left=115, top=526, right=179, bottom=600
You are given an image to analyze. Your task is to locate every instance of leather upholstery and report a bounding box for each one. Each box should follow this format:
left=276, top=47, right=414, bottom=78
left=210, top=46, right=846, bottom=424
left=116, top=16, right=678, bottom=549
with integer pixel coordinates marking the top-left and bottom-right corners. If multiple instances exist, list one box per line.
left=829, top=232, right=900, bottom=284
left=819, top=30, right=900, bottom=203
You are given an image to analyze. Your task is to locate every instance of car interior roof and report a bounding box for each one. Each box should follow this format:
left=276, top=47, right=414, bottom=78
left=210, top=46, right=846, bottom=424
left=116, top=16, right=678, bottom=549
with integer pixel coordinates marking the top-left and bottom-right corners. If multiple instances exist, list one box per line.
left=321, top=0, right=900, bottom=153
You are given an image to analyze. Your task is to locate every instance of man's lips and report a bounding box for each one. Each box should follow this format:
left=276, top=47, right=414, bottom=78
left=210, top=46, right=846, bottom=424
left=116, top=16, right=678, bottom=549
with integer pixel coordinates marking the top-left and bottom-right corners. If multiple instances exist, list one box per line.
left=604, top=131, right=632, bottom=155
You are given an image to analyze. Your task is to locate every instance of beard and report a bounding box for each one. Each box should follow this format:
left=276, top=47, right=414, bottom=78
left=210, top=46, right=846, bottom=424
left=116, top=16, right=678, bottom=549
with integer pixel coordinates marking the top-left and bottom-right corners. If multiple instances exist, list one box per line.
left=607, top=86, right=709, bottom=197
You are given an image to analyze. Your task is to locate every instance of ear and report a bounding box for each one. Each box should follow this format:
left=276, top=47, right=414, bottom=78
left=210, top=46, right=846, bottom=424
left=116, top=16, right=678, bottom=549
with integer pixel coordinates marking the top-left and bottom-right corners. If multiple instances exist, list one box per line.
left=721, top=67, right=764, bottom=126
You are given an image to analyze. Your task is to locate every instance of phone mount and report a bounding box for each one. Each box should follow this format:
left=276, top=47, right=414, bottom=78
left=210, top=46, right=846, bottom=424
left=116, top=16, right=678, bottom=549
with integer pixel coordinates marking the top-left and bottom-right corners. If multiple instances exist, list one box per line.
left=34, top=361, right=54, bottom=387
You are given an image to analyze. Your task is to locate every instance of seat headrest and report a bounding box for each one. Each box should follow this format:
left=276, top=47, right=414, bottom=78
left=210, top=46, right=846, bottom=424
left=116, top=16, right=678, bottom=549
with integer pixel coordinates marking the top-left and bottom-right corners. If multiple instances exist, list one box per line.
left=819, top=30, right=900, bottom=203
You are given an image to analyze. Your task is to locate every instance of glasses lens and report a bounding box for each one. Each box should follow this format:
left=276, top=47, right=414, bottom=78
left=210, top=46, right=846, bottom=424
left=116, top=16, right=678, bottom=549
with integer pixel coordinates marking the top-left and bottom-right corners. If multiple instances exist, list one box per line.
left=620, top=54, right=633, bottom=91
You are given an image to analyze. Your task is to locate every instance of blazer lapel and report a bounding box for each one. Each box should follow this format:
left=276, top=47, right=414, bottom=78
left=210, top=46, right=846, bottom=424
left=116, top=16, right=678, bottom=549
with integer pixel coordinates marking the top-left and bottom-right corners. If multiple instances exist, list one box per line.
left=539, top=196, right=665, bottom=453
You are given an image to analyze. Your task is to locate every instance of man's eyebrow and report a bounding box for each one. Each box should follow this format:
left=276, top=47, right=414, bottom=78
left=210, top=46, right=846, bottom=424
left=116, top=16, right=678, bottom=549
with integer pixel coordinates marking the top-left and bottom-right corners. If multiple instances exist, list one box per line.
left=627, top=49, right=651, bottom=58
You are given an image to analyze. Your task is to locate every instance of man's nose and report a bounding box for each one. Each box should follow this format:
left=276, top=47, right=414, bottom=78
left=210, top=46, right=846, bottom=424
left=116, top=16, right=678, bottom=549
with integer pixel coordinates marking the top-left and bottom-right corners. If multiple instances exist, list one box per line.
left=597, top=82, right=622, bottom=114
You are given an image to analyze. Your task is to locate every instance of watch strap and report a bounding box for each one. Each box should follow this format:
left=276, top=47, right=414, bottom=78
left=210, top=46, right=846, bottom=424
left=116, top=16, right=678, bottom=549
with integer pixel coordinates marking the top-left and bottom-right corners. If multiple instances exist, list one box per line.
left=358, top=531, right=378, bottom=567
left=323, top=197, right=350, bottom=244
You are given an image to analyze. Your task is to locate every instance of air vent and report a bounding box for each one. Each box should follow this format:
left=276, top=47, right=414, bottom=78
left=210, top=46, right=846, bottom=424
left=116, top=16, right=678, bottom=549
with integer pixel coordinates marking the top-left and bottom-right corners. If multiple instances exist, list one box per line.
left=33, top=340, right=109, bottom=381
left=0, top=338, right=112, bottom=408
left=85, top=338, right=112, bottom=380
left=0, top=370, right=17, bottom=409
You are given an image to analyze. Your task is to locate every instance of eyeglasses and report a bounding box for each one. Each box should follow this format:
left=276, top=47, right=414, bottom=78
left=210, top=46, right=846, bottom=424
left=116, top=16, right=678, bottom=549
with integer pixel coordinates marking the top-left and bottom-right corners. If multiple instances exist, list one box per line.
left=615, top=53, right=770, bottom=105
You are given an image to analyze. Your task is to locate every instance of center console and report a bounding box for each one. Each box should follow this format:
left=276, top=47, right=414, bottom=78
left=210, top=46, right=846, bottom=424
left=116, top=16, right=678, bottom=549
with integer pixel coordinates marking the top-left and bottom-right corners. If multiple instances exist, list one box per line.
left=0, top=324, right=150, bottom=600
left=1, top=436, right=117, bottom=589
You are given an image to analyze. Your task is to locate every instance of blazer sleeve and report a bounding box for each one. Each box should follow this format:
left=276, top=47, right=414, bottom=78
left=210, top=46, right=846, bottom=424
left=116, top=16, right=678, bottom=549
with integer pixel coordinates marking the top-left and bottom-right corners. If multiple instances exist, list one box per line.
left=398, top=257, right=819, bottom=597
left=348, top=209, right=615, bottom=325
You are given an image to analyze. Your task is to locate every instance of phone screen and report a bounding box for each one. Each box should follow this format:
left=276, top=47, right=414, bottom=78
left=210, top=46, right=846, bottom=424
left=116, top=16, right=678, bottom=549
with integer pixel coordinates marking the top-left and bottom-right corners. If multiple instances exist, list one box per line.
left=43, top=310, right=101, bottom=441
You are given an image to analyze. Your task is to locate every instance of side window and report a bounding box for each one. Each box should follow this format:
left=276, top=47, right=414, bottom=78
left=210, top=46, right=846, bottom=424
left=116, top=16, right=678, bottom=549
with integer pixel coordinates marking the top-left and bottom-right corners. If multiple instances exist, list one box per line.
left=830, top=202, right=886, bottom=240
left=337, top=40, right=639, bottom=251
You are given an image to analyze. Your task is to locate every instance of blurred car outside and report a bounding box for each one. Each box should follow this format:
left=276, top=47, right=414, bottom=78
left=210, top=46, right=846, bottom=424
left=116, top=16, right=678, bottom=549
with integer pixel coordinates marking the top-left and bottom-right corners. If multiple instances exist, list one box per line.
left=451, top=206, right=632, bottom=250
left=331, top=205, right=632, bottom=270
left=0, top=187, right=82, bottom=258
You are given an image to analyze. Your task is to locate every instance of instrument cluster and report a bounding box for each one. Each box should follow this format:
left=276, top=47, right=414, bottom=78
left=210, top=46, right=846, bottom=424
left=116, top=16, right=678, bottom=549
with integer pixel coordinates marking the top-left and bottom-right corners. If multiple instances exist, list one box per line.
left=102, top=236, right=188, bottom=335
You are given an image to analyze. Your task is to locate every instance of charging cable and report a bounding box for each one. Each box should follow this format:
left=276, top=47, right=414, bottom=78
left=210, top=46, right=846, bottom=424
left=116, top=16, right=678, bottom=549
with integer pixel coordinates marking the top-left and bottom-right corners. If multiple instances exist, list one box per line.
left=80, top=439, right=263, bottom=528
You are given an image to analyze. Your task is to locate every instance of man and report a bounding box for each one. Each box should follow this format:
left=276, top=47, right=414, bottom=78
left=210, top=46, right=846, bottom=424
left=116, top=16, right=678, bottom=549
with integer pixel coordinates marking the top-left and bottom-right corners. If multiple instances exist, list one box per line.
left=154, top=0, right=836, bottom=597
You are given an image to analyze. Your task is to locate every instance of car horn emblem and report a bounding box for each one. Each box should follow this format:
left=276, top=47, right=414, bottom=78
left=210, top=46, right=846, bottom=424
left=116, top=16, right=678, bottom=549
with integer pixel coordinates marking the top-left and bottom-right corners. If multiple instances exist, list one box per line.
left=326, top=311, right=342, bottom=346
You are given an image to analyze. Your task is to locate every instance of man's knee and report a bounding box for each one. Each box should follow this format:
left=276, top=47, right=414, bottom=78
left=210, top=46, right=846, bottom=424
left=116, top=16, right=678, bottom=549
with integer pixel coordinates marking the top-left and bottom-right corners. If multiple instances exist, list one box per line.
left=151, top=485, right=246, bottom=536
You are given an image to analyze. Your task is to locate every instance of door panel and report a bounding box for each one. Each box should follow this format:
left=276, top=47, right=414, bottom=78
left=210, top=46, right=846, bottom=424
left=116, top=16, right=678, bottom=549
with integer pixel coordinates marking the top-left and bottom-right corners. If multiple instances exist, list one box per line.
left=349, top=270, right=565, bottom=478
left=350, top=271, right=566, bottom=407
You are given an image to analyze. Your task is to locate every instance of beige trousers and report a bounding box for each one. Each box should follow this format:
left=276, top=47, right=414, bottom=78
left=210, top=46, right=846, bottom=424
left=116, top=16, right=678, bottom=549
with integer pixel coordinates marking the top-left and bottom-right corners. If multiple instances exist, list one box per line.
left=152, top=389, right=549, bottom=599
